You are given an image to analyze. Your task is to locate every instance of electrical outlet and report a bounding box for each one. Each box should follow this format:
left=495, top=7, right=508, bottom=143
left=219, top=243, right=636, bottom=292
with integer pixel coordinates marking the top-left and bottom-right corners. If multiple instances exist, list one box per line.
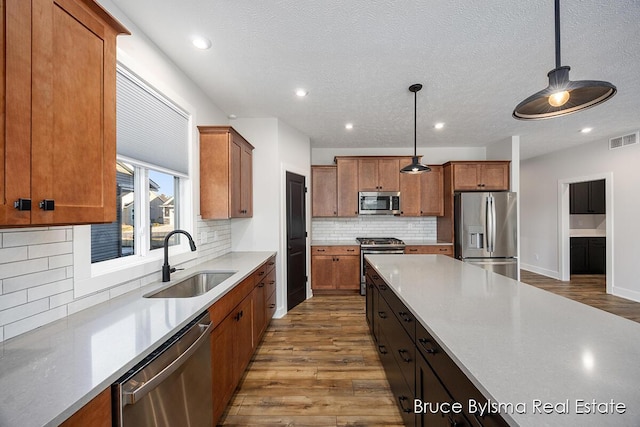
left=535, top=253, right=540, bottom=260
left=200, top=231, right=207, bottom=244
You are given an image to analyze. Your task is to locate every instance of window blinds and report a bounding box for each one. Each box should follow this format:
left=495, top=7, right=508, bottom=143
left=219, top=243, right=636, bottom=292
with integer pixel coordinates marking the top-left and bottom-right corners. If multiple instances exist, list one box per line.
left=116, top=67, right=190, bottom=176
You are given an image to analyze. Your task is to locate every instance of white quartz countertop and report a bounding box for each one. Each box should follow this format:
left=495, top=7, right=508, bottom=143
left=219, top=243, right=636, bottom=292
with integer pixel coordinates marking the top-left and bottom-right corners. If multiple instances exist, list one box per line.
left=570, top=229, right=607, bottom=237
left=0, top=251, right=275, bottom=427
left=365, top=254, right=640, bottom=427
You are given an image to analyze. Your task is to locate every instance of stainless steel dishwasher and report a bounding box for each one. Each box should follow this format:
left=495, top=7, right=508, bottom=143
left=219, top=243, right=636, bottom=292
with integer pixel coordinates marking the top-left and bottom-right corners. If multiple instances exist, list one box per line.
left=112, top=311, right=213, bottom=426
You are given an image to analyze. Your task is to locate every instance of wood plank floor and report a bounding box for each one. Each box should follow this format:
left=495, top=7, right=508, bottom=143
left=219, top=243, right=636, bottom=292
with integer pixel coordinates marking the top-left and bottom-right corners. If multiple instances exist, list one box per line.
left=219, top=271, right=640, bottom=426
left=520, top=271, right=640, bottom=323
left=219, top=295, right=404, bottom=426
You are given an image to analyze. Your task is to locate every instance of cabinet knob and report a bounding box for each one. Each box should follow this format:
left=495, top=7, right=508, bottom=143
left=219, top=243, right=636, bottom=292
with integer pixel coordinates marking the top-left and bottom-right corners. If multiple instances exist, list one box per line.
left=14, top=199, right=32, bottom=211
left=39, top=200, right=55, bottom=211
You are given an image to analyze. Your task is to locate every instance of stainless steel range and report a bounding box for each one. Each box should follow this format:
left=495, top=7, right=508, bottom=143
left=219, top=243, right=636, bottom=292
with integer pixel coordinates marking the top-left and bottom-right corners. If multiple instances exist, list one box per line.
left=356, top=237, right=405, bottom=295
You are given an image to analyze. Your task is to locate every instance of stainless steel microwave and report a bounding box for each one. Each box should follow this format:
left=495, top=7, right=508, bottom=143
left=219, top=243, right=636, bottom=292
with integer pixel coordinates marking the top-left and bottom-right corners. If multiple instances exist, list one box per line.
left=358, top=192, right=401, bottom=215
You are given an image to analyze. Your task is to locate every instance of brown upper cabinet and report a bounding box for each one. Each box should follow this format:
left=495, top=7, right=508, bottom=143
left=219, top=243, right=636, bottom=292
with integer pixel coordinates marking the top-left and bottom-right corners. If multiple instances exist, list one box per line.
left=358, top=158, right=400, bottom=191
left=311, top=166, right=338, bottom=217
left=199, top=126, right=254, bottom=219
left=336, top=158, right=359, bottom=217
left=398, top=159, right=443, bottom=217
left=0, top=0, right=128, bottom=227
left=449, top=161, right=510, bottom=191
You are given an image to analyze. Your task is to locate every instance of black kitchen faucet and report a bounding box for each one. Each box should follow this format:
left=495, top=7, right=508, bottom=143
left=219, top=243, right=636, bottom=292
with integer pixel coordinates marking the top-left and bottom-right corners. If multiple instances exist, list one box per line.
left=162, top=229, right=197, bottom=282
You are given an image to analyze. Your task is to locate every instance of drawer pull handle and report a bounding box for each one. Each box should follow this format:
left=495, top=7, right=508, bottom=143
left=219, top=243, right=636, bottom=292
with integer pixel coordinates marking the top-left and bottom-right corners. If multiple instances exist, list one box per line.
left=378, top=311, right=387, bottom=319
left=258, top=271, right=265, bottom=276
left=378, top=344, right=388, bottom=355
left=317, top=249, right=326, bottom=252
left=398, top=312, right=413, bottom=323
left=347, top=249, right=355, bottom=252
left=418, top=337, right=438, bottom=354
left=398, top=349, right=412, bottom=363
left=380, top=285, right=387, bottom=291
left=269, top=304, right=276, bottom=309
left=398, top=396, right=412, bottom=413
left=268, top=280, right=275, bottom=285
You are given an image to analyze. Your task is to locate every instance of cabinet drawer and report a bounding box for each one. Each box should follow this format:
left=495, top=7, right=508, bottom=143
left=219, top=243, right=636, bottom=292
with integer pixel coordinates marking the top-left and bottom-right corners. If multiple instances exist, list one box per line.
left=266, top=290, right=276, bottom=319
left=405, top=245, right=453, bottom=255
left=265, top=255, right=276, bottom=273
left=378, top=281, right=415, bottom=340
left=312, top=245, right=359, bottom=255
left=264, top=268, right=276, bottom=297
left=416, top=323, right=509, bottom=427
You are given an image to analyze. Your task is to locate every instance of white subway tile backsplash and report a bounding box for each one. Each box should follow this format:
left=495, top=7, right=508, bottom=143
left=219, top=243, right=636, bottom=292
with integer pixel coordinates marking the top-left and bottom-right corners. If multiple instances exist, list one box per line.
left=0, top=247, right=28, bottom=264
left=311, top=217, right=437, bottom=241
left=4, top=306, right=67, bottom=341
left=28, top=242, right=73, bottom=259
left=0, top=258, right=49, bottom=281
left=0, top=291, right=27, bottom=311
left=3, top=268, right=67, bottom=293
left=2, top=229, right=67, bottom=247
left=27, top=279, right=74, bottom=302
left=0, top=299, right=49, bottom=326
left=0, top=218, right=232, bottom=342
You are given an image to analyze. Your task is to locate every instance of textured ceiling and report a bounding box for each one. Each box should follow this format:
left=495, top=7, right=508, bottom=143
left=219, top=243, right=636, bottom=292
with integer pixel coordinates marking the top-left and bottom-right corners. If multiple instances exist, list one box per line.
left=106, top=0, right=640, bottom=159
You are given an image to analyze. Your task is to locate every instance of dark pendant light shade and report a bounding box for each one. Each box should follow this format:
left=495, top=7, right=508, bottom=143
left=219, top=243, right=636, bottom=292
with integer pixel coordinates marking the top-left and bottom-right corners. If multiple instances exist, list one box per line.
left=401, top=84, right=431, bottom=174
left=512, top=0, right=616, bottom=120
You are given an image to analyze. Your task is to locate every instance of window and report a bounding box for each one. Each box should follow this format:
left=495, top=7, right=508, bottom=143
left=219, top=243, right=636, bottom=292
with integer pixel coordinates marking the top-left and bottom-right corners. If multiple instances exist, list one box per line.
left=90, top=65, right=190, bottom=265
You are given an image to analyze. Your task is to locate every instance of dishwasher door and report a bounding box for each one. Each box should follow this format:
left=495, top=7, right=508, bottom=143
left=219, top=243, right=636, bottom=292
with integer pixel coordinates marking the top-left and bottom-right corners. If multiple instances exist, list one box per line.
left=112, top=311, right=213, bottom=427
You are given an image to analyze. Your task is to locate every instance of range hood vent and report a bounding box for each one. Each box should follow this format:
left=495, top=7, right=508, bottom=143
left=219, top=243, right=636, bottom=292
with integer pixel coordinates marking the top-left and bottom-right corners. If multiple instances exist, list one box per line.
left=609, top=131, right=639, bottom=150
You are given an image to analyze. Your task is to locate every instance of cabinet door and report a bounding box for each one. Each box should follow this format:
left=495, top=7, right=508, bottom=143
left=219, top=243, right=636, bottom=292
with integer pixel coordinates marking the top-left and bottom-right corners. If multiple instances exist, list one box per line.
left=400, top=169, right=421, bottom=217
left=252, top=284, right=266, bottom=348
left=570, top=237, right=589, bottom=274
left=240, top=141, right=253, bottom=217
left=420, top=165, right=443, bottom=216
left=60, top=388, right=111, bottom=427
left=234, top=296, right=254, bottom=378
left=31, top=0, right=117, bottom=225
left=337, top=158, right=359, bottom=217
left=211, top=315, right=237, bottom=424
left=452, top=164, right=481, bottom=190
left=311, top=255, right=336, bottom=289
left=589, top=238, right=606, bottom=274
left=358, top=158, right=379, bottom=191
left=589, top=179, right=606, bottom=214
left=230, top=139, right=243, bottom=217
left=570, top=182, right=590, bottom=214
left=311, top=166, right=338, bottom=217
left=480, top=163, right=510, bottom=190
left=0, top=0, right=31, bottom=226
left=378, top=158, right=400, bottom=191
left=334, top=255, right=360, bottom=290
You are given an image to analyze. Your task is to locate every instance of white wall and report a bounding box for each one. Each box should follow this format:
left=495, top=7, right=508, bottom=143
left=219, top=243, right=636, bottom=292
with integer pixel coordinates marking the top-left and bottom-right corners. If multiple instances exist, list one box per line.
left=520, top=138, right=640, bottom=301
left=231, top=118, right=311, bottom=315
left=0, top=1, right=232, bottom=342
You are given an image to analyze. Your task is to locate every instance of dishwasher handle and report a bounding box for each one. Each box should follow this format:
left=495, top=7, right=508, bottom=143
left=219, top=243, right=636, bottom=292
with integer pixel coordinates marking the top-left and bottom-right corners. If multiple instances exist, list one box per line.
left=123, top=320, right=213, bottom=405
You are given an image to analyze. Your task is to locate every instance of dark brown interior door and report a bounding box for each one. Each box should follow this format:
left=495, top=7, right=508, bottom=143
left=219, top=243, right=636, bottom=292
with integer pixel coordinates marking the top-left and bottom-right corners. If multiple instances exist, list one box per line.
left=286, top=172, right=307, bottom=310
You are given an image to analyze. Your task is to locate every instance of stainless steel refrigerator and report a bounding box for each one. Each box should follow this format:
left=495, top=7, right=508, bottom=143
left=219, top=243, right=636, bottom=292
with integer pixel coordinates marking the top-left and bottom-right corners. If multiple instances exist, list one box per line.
left=454, top=192, right=518, bottom=279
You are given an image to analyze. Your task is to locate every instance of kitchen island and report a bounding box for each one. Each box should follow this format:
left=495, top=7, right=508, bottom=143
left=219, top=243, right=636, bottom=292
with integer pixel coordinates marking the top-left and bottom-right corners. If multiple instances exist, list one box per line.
left=0, top=251, right=275, bottom=427
left=365, top=254, right=640, bottom=426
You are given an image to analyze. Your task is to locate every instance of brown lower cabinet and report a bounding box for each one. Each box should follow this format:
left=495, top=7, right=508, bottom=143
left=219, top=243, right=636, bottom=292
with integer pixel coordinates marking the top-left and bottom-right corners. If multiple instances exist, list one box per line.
left=405, top=245, right=453, bottom=257
left=366, top=261, right=509, bottom=427
left=60, top=388, right=111, bottom=427
left=311, top=246, right=360, bottom=292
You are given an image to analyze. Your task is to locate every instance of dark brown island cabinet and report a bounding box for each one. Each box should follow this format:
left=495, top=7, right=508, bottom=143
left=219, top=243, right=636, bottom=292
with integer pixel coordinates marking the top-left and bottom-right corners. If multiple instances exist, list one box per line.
left=366, top=260, right=510, bottom=427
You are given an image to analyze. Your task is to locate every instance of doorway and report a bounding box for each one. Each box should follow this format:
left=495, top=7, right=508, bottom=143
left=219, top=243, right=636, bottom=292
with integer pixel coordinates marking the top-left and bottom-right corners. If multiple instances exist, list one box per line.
left=558, top=173, right=613, bottom=294
left=286, top=172, right=307, bottom=310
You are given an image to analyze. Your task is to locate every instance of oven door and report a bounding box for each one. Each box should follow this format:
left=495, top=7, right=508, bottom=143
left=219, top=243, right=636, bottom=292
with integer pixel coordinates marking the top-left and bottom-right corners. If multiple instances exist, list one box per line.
left=360, top=249, right=405, bottom=295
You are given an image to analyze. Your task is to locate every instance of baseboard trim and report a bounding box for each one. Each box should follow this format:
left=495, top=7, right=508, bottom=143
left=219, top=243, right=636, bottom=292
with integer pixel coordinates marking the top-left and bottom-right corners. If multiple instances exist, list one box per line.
left=520, top=264, right=561, bottom=280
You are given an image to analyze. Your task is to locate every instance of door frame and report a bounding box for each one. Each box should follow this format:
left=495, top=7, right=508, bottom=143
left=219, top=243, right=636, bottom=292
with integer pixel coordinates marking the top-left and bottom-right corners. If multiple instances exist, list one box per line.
left=557, top=172, right=613, bottom=293
left=279, top=163, right=310, bottom=316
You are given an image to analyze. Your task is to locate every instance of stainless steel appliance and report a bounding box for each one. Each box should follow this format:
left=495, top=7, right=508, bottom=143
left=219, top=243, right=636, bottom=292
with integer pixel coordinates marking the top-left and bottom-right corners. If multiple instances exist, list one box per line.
left=113, top=311, right=213, bottom=427
left=454, top=192, right=518, bottom=279
left=358, top=192, right=401, bottom=215
left=357, top=237, right=405, bottom=294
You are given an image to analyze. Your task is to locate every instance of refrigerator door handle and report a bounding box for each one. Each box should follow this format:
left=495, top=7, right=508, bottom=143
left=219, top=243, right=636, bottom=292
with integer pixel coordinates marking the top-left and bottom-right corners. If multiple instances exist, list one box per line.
left=487, top=195, right=495, bottom=253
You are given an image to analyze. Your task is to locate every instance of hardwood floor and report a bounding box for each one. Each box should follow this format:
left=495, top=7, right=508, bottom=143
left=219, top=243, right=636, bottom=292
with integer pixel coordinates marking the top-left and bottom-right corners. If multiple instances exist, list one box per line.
left=219, top=295, right=404, bottom=426
left=520, top=270, right=640, bottom=323
left=220, top=271, right=640, bottom=426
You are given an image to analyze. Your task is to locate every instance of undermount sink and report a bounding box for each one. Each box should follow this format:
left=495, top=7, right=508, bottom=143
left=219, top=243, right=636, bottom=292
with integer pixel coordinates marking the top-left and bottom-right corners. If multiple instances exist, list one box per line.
left=145, top=271, right=236, bottom=298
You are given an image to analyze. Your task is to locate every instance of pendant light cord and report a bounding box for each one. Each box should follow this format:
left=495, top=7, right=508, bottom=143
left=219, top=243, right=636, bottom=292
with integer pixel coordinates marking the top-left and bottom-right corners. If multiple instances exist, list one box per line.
left=413, top=88, right=417, bottom=156
left=555, top=0, right=561, bottom=68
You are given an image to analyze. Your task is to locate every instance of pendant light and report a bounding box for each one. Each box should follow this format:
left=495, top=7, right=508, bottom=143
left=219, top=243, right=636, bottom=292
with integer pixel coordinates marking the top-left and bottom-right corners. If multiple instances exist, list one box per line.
left=400, top=84, right=431, bottom=174
left=512, top=0, right=616, bottom=120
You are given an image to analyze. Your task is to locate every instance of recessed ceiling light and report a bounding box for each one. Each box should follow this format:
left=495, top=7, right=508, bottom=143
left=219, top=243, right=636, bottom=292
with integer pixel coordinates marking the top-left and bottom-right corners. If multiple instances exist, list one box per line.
left=295, top=88, right=308, bottom=97
left=191, top=36, right=212, bottom=50
left=580, top=127, right=593, bottom=133
left=434, top=122, right=445, bottom=130
left=228, top=114, right=237, bottom=120
left=345, top=123, right=353, bottom=130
